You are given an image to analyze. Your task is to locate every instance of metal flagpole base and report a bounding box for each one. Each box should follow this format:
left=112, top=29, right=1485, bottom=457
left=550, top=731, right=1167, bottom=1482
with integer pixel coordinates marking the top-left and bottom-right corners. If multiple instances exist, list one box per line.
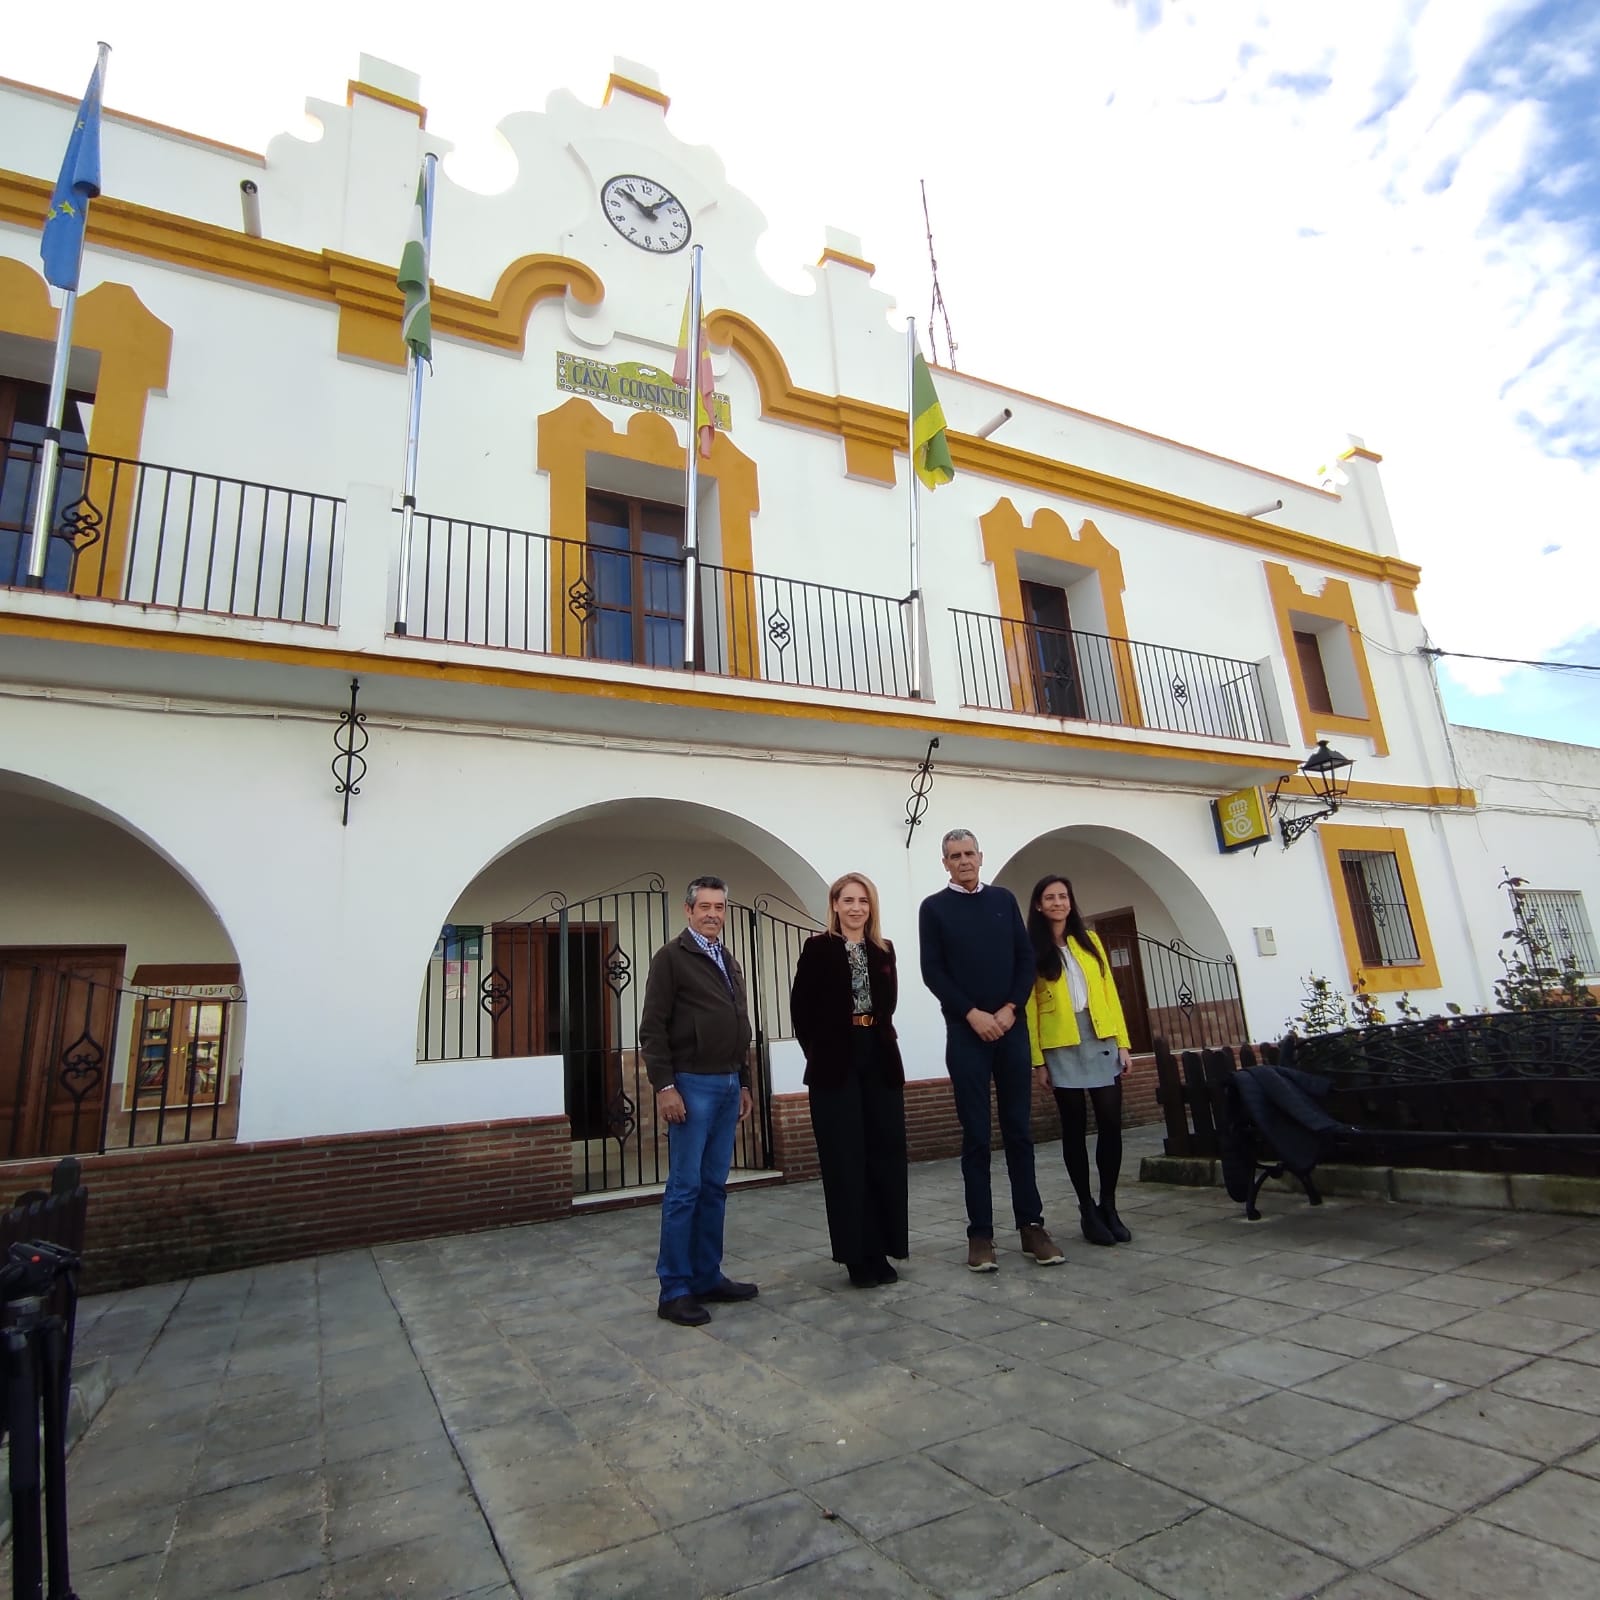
left=21, top=574, right=46, bottom=590
left=392, top=621, right=407, bottom=636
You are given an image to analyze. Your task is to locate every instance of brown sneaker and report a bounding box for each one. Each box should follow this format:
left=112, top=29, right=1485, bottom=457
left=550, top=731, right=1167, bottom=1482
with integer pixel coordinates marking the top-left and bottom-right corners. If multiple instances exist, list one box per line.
left=1020, top=1223, right=1065, bottom=1265
left=966, top=1237, right=998, bottom=1273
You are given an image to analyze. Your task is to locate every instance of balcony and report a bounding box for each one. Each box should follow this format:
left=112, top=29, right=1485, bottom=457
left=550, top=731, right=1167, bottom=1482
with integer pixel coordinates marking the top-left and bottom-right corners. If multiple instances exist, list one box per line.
left=1, top=437, right=343, bottom=626
left=401, top=511, right=914, bottom=699
left=951, top=608, right=1275, bottom=743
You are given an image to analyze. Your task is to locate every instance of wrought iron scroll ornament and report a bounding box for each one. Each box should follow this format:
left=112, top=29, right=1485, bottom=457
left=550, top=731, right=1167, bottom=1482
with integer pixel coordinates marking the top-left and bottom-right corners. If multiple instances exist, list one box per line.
left=331, top=676, right=367, bottom=827
left=905, top=737, right=940, bottom=849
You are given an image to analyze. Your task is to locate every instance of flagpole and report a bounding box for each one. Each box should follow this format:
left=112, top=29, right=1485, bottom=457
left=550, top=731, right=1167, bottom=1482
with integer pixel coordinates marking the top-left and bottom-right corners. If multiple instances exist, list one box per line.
left=393, top=150, right=437, bottom=636
left=27, top=40, right=110, bottom=589
left=681, top=243, right=704, bottom=669
left=906, top=318, right=924, bottom=699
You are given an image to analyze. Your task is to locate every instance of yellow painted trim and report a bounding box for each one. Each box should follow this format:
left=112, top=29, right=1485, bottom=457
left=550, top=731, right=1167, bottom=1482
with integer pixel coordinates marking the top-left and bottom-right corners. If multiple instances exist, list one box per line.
left=817, top=248, right=876, bottom=275
left=603, top=74, right=671, bottom=112
left=0, top=612, right=1299, bottom=771
left=1265, top=561, right=1390, bottom=757
left=535, top=397, right=762, bottom=671
left=0, top=169, right=603, bottom=373
left=0, top=171, right=1422, bottom=598
left=1340, top=444, right=1384, bottom=464
left=0, top=75, right=266, bottom=161
left=1281, top=775, right=1476, bottom=810
left=0, top=258, right=173, bottom=598
left=346, top=80, right=427, bottom=126
left=977, top=499, right=1141, bottom=726
left=706, top=306, right=1423, bottom=595
left=1317, top=823, right=1442, bottom=994
left=1390, top=583, right=1418, bottom=614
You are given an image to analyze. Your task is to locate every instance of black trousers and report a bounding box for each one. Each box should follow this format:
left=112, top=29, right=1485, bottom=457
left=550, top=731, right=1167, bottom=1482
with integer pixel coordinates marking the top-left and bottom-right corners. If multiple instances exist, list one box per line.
left=808, top=1028, right=909, bottom=1265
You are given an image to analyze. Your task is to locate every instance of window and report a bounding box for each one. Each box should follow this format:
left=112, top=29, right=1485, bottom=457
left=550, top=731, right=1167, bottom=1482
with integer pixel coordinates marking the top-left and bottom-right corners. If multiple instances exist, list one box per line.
left=1293, top=630, right=1335, bottom=715
left=1513, top=889, right=1599, bottom=978
left=128, top=996, right=229, bottom=1108
left=1339, top=850, right=1422, bottom=966
left=1020, top=580, right=1083, bottom=718
left=1, top=377, right=93, bottom=591
left=585, top=492, right=688, bottom=668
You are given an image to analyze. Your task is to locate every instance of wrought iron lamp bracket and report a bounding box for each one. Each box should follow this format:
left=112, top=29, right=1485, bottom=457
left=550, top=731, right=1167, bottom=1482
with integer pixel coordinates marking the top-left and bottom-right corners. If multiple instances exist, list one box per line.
left=331, top=677, right=368, bottom=827
left=904, top=737, right=939, bottom=849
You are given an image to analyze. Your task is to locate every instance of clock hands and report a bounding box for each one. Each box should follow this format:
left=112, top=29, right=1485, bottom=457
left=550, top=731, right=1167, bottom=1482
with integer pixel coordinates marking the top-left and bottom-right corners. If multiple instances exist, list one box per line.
left=621, top=186, right=663, bottom=222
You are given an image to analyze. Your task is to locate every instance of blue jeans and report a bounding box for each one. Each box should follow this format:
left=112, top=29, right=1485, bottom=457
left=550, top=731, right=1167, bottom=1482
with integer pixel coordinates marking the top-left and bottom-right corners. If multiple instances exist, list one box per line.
left=656, top=1072, right=742, bottom=1302
left=946, top=1022, right=1043, bottom=1239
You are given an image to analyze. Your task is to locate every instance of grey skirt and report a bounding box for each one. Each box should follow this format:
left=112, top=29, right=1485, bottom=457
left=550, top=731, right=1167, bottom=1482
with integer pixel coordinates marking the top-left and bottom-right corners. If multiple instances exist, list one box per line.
left=1042, top=1008, right=1120, bottom=1090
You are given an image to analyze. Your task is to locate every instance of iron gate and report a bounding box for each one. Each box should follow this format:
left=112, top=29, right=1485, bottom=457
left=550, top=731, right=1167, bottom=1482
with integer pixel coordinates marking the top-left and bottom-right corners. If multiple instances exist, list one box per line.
left=423, top=878, right=819, bottom=1194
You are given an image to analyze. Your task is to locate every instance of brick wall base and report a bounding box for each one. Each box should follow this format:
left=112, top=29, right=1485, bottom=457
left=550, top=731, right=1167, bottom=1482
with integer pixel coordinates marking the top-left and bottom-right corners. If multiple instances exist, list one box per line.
left=772, top=1054, right=1161, bottom=1182
left=2, top=1117, right=573, bottom=1293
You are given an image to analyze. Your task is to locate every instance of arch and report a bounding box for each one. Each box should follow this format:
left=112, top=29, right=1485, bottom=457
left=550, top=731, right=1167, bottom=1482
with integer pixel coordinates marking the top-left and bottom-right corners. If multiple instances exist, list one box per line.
left=994, top=823, right=1245, bottom=1052
left=994, top=823, right=1233, bottom=959
left=0, top=768, right=241, bottom=956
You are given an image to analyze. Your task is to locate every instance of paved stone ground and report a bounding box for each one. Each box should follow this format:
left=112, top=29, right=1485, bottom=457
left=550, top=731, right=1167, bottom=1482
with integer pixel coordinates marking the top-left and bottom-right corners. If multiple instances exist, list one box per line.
left=11, top=1133, right=1600, bottom=1599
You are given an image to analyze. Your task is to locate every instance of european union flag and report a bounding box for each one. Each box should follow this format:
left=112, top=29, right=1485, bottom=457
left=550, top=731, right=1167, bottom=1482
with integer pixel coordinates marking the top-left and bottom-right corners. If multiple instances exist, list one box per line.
left=40, top=58, right=106, bottom=291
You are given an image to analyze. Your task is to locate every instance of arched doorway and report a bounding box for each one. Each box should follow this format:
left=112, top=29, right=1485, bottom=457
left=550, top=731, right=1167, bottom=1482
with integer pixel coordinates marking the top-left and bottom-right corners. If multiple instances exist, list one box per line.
left=0, top=771, right=246, bottom=1156
left=416, top=798, right=826, bottom=1195
left=996, top=826, right=1246, bottom=1053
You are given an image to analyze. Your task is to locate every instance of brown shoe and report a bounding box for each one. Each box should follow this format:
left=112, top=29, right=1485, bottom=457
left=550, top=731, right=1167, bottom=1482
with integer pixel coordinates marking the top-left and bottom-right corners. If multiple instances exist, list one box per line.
left=1020, top=1223, right=1065, bottom=1265
left=966, top=1237, right=998, bottom=1273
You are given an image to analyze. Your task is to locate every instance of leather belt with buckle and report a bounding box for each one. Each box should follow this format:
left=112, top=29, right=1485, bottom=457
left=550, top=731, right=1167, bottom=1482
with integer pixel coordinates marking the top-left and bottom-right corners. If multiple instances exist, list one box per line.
left=850, top=1014, right=877, bottom=1028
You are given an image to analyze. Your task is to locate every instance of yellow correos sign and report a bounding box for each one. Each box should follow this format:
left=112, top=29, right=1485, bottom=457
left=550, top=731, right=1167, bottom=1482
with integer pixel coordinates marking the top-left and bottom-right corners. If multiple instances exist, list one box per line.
left=1212, top=786, right=1270, bottom=853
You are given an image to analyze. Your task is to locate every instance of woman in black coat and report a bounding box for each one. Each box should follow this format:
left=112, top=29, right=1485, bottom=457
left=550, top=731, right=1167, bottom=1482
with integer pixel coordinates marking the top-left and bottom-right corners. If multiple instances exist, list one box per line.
left=790, top=871, right=909, bottom=1288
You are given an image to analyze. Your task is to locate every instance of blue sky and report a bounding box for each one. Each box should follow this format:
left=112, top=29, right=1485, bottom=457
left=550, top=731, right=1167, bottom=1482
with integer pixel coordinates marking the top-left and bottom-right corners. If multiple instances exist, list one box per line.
left=8, top=0, right=1598, bottom=745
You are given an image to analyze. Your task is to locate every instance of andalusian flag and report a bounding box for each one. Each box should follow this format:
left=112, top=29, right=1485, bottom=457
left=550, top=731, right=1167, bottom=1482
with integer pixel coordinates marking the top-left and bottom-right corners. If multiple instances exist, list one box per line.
left=397, top=163, right=432, bottom=363
left=673, top=286, right=716, bottom=459
left=911, top=351, right=954, bottom=489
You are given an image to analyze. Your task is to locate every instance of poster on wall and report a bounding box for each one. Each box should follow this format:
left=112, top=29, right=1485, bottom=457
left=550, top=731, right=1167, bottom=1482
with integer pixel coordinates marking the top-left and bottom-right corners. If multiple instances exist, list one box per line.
left=556, top=352, right=733, bottom=432
left=1212, top=786, right=1271, bottom=853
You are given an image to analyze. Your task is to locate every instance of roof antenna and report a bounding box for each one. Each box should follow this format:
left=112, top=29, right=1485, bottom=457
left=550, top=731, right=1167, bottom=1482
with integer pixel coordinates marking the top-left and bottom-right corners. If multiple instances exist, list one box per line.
left=921, top=179, right=958, bottom=371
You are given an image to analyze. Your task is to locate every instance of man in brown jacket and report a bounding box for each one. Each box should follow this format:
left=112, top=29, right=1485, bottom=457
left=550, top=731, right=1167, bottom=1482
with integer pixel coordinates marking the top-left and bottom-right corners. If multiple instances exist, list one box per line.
left=641, top=875, right=760, bottom=1326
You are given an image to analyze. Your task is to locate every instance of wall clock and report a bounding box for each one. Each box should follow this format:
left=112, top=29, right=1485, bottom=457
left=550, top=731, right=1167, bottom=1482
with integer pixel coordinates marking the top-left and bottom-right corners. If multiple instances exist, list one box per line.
left=601, top=174, right=691, bottom=254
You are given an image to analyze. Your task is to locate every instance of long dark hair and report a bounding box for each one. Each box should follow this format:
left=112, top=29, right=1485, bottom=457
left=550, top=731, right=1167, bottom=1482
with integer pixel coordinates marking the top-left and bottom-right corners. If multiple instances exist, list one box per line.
left=1027, top=874, right=1106, bottom=982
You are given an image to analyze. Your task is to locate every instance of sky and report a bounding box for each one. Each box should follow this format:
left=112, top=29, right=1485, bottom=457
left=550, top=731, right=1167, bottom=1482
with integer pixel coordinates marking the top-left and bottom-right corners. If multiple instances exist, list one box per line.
left=10, top=0, right=1598, bottom=746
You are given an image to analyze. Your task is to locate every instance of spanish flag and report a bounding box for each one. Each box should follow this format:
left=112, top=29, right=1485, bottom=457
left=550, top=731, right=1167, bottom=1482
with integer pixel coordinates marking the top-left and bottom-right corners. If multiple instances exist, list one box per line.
left=673, top=287, right=716, bottom=459
left=911, top=351, right=954, bottom=489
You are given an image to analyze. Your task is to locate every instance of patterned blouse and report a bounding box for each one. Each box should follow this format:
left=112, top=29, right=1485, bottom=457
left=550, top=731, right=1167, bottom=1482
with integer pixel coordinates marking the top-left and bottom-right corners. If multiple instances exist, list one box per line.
left=845, top=940, right=873, bottom=1015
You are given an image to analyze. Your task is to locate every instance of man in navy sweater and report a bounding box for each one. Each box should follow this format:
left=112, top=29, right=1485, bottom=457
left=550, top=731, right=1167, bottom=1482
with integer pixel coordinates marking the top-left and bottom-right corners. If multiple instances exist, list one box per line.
left=919, top=828, right=1066, bottom=1272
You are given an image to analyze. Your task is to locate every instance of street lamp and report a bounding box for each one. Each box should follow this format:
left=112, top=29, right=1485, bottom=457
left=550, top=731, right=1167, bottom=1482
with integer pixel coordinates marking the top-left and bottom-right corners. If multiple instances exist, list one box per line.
left=1269, top=740, right=1355, bottom=848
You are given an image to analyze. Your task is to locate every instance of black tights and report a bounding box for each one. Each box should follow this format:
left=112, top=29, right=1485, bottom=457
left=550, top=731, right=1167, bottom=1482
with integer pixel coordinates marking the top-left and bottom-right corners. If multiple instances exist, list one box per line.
left=1053, top=1082, right=1123, bottom=1210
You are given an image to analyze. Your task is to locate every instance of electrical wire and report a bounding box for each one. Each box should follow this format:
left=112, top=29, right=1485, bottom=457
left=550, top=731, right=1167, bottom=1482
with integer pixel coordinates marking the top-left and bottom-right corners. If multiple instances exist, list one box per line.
left=1419, top=646, right=1600, bottom=674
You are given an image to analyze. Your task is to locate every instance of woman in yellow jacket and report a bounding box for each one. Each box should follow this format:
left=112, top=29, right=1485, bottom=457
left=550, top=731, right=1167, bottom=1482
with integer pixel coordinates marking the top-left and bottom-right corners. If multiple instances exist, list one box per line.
left=1025, top=874, right=1133, bottom=1246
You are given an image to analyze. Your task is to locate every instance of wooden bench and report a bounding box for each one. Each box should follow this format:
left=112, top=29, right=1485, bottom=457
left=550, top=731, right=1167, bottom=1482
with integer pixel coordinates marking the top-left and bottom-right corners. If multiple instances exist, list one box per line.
left=1154, top=1017, right=1600, bottom=1217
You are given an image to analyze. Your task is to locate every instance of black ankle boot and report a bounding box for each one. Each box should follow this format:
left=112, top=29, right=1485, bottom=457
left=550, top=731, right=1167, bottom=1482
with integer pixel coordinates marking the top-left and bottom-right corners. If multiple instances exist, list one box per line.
left=875, top=1256, right=899, bottom=1285
left=1079, top=1202, right=1115, bottom=1247
left=1098, top=1200, right=1132, bottom=1243
left=847, top=1262, right=879, bottom=1288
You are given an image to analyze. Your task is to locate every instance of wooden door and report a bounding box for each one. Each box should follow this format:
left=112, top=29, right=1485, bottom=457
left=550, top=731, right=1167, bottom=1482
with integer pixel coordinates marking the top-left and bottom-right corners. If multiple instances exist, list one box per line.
left=0, top=946, right=123, bottom=1158
left=1020, top=581, right=1084, bottom=718
left=489, top=923, right=619, bottom=1139
left=1089, top=911, right=1152, bottom=1053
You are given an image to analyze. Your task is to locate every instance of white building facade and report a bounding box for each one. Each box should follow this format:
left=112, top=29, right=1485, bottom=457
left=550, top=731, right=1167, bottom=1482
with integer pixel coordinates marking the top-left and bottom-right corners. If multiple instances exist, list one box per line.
left=1, top=56, right=1595, bottom=1242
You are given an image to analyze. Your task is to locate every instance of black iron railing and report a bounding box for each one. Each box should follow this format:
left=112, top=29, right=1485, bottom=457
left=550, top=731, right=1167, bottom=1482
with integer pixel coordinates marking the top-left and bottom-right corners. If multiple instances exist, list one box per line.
left=0, top=962, right=242, bottom=1157
left=1136, top=934, right=1248, bottom=1053
left=403, top=513, right=912, bottom=697
left=951, top=609, right=1273, bottom=741
left=0, top=436, right=342, bottom=624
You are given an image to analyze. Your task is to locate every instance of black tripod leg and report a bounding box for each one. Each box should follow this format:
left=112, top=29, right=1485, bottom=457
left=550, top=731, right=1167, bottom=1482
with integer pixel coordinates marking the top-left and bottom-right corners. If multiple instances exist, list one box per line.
left=39, top=1319, right=76, bottom=1600
left=6, top=1325, right=44, bottom=1600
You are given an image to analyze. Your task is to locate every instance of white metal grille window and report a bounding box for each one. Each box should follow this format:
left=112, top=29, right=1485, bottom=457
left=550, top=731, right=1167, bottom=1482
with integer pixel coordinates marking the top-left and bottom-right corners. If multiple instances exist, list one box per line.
left=1338, top=849, right=1422, bottom=967
left=1513, top=889, right=1600, bottom=978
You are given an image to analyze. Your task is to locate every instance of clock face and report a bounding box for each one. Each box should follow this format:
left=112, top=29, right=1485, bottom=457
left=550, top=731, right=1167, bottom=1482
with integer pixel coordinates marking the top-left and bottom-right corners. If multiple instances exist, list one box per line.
left=601, top=174, right=691, bottom=254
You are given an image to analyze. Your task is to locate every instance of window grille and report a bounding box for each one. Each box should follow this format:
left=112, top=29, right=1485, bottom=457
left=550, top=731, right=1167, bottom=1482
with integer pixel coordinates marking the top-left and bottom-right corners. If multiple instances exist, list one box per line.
left=1513, top=889, right=1599, bottom=978
left=1338, top=849, right=1421, bottom=966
